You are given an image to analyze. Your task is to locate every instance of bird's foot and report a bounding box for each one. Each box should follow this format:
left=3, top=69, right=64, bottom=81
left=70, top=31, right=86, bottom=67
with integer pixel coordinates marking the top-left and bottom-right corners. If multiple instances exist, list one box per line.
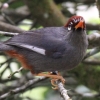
left=36, top=72, right=65, bottom=89
left=51, top=75, right=65, bottom=89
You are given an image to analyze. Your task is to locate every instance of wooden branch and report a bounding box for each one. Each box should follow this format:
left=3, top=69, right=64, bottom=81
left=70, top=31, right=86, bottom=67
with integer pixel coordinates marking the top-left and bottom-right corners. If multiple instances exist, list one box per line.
left=23, top=0, right=66, bottom=27
left=0, top=77, right=46, bottom=100
left=0, top=31, right=19, bottom=36
left=88, top=32, right=100, bottom=48
left=0, top=58, right=72, bottom=100
left=96, top=0, right=100, bottom=18
left=0, top=21, right=23, bottom=33
left=8, top=67, right=23, bottom=79
left=83, top=59, right=100, bottom=65
left=54, top=0, right=94, bottom=4
left=83, top=33, right=100, bottom=59
left=84, top=47, right=100, bottom=59
left=57, top=81, right=72, bottom=100
left=0, top=75, right=72, bottom=100
left=3, top=6, right=30, bottom=19
left=86, top=23, right=100, bottom=30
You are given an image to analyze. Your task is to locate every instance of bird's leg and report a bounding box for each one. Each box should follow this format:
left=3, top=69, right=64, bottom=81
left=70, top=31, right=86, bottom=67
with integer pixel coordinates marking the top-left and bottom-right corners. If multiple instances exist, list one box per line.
left=50, top=71, right=65, bottom=89
left=36, top=71, right=65, bottom=89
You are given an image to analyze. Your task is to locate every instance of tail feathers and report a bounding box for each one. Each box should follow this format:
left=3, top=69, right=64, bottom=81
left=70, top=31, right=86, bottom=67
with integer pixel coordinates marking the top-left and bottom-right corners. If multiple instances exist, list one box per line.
left=0, top=42, right=14, bottom=51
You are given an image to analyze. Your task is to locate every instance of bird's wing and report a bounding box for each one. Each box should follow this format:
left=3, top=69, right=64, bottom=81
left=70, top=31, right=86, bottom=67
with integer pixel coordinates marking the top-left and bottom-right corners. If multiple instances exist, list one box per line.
left=5, top=32, right=66, bottom=58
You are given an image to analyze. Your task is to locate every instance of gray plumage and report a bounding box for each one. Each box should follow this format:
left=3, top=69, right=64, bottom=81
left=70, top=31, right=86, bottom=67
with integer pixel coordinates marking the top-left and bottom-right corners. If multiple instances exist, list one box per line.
left=0, top=16, right=88, bottom=73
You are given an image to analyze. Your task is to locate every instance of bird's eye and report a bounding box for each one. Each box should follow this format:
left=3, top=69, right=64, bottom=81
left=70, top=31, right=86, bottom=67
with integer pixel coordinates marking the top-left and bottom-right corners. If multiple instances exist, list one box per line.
left=68, top=26, right=71, bottom=31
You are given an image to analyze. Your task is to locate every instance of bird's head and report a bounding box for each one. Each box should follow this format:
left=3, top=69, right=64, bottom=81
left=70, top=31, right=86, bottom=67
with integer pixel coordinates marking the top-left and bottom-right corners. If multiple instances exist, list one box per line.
left=64, top=16, right=85, bottom=31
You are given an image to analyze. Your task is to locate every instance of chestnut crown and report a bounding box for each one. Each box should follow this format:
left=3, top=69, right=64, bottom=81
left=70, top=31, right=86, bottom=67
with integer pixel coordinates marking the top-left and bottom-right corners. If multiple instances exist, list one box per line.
left=64, top=16, right=85, bottom=31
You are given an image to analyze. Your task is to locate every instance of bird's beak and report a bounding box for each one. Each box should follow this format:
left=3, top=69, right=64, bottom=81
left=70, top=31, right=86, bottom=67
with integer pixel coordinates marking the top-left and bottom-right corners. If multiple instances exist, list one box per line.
left=75, top=20, right=84, bottom=29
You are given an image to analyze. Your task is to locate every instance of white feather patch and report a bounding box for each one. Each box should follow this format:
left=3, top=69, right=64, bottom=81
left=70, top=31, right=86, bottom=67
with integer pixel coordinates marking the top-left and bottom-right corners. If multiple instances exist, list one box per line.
left=13, top=43, right=46, bottom=55
left=32, top=46, right=46, bottom=55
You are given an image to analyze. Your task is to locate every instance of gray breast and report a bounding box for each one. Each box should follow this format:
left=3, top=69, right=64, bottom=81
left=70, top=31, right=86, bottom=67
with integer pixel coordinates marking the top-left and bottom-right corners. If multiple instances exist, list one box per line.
left=16, top=42, right=87, bottom=73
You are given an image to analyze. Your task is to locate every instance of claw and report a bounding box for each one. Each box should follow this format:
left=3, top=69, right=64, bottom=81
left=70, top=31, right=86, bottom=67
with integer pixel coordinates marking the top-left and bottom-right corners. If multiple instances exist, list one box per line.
left=51, top=79, right=58, bottom=89
left=51, top=76, right=65, bottom=89
left=35, top=72, right=65, bottom=89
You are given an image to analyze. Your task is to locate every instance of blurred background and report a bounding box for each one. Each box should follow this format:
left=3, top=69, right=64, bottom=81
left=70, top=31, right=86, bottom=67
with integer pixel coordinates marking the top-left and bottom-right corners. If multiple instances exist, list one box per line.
left=0, top=0, right=100, bottom=100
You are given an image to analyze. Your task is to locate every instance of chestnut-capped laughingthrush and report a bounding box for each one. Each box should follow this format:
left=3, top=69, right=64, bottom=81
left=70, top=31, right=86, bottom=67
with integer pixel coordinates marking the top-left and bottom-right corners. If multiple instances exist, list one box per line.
left=0, top=16, right=88, bottom=88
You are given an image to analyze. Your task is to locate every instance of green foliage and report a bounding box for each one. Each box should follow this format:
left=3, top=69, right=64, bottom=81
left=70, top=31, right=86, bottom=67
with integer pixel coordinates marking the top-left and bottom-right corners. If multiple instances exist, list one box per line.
left=88, top=18, right=100, bottom=24
left=69, top=63, right=100, bottom=91
left=9, top=1, right=24, bottom=9
left=22, top=87, right=48, bottom=100
left=0, top=0, right=6, bottom=3
left=0, top=35, right=11, bottom=41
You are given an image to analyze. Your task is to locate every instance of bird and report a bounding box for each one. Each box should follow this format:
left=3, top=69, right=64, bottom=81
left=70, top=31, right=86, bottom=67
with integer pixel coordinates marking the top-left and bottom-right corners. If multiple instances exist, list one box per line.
left=0, top=15, right=88, bottom=89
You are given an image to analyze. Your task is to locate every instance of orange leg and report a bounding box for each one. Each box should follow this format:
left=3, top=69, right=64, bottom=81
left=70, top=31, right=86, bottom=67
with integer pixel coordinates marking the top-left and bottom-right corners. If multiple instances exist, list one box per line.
left=36, top=72, right=65, bottom=89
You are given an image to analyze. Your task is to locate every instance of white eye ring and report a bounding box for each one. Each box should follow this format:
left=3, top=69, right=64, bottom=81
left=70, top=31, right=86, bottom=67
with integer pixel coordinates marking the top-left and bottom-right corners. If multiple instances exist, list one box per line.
left=68, top=26, right=71, bottom=30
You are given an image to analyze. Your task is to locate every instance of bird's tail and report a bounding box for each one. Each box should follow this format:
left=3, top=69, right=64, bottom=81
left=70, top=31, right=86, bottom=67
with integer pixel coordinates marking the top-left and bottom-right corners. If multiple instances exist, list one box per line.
left=0, top=42, right=14, bottom=51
